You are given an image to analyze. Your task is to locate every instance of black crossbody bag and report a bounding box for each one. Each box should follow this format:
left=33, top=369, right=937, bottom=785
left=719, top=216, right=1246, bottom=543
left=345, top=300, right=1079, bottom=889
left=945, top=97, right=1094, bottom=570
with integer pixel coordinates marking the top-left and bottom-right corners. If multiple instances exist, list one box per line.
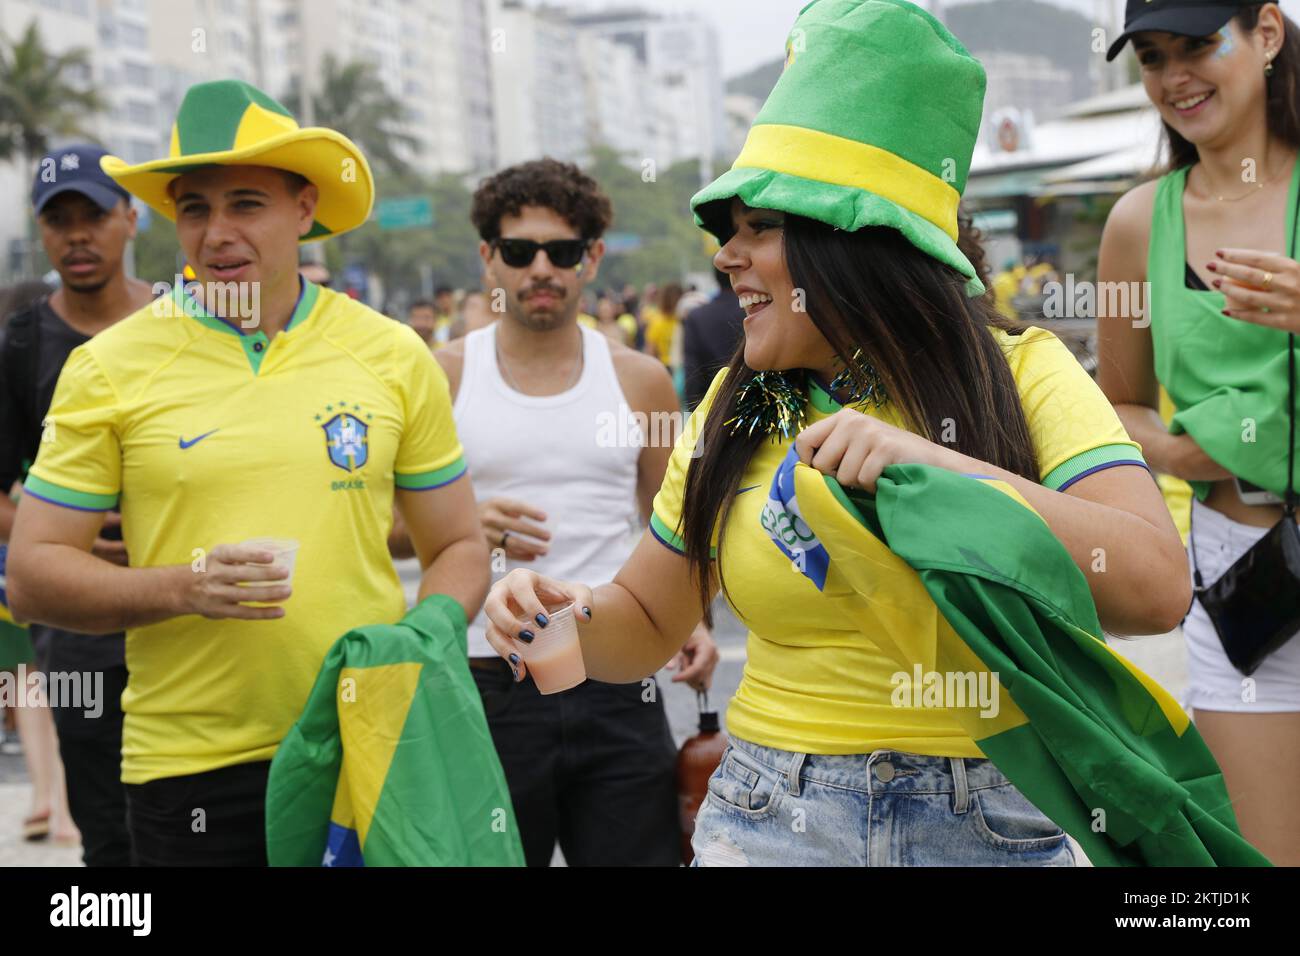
left=1190, top=333, right=1300, bottom=676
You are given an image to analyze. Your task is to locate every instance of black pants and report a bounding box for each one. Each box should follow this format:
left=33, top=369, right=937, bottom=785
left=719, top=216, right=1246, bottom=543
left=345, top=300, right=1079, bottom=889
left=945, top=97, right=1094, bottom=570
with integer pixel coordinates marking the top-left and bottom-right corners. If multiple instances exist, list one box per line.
left=43, top=627, right=132, bottom=868
left=471, top=660, right=680, bottom=867
left=125, top=760, right=271, bottom=867
left=49, top=662, right=131, bottom=867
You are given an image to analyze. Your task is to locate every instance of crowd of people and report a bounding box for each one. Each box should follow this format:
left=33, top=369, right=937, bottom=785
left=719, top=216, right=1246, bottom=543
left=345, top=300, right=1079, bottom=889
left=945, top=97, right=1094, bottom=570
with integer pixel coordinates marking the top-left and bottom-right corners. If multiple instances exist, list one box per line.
left=0, top=0, right=1298, bottom=868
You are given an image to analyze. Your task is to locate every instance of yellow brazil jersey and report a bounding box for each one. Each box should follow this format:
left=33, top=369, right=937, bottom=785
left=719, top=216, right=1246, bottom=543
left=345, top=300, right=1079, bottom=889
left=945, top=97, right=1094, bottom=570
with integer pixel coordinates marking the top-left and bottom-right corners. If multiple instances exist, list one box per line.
left=650, top=326, right=1147, bottom=757
left=25, top=280, right=466, bottom=784
left=645, top=310, right=677, bottom=365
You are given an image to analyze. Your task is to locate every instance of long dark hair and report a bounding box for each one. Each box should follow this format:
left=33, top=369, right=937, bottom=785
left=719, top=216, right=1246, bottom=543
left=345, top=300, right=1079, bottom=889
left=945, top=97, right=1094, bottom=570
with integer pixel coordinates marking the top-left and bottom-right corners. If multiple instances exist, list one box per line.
left=1164, top=5, right=1300, bottom=170
left=678, top=216, right=1040, bottom=623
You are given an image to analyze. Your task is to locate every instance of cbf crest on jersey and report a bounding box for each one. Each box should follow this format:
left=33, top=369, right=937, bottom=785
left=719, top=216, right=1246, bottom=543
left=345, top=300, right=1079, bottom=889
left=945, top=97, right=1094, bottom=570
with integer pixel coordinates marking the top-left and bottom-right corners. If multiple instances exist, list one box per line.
left=319, top=403, right=370, bottom=473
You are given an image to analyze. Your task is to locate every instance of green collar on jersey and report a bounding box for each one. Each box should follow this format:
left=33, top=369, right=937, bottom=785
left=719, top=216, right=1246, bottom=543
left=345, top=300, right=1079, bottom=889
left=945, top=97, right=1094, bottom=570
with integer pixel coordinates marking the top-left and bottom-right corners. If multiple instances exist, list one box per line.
left=172, top=277, right=319, bottom=374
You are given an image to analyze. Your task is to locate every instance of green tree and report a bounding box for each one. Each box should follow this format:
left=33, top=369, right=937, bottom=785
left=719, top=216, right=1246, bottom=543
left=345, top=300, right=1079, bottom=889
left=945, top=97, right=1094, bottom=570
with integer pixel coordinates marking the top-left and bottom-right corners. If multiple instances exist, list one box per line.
left=0, top=21, right=104, bottom=278
left=584, top=146, right=713, bottom=290
left=282, top=55, right=416, bottom=175
left=332, top=169, right=483, bottom=311
left=0, top=21, right=103, bottom=164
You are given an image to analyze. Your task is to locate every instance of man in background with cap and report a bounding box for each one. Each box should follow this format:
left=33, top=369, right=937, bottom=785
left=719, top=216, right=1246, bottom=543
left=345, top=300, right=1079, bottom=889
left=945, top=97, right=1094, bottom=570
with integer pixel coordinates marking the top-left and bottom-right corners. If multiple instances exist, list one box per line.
left=6, top=81, right=490, bottom=866
left=0, top=144, right=155, bottom=865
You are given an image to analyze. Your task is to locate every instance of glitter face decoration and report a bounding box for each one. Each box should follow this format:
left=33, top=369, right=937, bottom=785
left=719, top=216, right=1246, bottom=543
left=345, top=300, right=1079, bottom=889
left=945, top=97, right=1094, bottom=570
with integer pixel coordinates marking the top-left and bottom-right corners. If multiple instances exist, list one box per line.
left=1214, top=25, right=1236, bottom=60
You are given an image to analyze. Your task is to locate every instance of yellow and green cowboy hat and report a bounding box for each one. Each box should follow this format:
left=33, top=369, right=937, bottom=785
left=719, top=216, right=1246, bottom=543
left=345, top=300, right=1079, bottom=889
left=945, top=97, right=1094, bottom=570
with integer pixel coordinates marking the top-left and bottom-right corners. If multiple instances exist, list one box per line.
left=692, top=0, right=986, bottom=296
left=100, top=79, right=374, bottom=242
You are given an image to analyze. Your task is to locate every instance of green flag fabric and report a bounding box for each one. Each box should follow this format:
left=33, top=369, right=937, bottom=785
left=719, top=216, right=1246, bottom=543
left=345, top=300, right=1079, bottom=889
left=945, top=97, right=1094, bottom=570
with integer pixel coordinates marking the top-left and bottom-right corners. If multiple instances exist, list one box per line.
left=266, top=593, right=524, bottom=866
left=763, top=446, right=1270, bottom=866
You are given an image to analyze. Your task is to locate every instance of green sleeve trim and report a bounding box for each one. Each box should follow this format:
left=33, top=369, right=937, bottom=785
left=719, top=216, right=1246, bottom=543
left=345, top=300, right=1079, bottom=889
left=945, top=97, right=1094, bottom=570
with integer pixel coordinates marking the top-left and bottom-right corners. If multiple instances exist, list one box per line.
left=394, top=456, right=467, bottom=490
left=1042, top=443, right=1148, bottom=492
left=22, top=473, right=119, bottom=511
left=649, top=511, right=687, bottom=553
left=650, top=510, right=719, bottom=559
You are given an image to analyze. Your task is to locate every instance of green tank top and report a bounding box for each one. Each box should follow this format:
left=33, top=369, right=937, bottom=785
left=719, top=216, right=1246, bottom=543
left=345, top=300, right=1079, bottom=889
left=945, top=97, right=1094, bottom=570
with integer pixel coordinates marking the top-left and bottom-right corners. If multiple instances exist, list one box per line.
left=1148, top=160, right=1300, bottom=501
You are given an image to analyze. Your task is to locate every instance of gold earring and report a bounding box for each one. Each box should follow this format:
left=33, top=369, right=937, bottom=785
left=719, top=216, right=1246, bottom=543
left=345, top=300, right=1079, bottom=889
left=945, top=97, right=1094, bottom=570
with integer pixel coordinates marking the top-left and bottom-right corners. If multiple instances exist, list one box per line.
left=1265, top=56, right=1275, bottom=77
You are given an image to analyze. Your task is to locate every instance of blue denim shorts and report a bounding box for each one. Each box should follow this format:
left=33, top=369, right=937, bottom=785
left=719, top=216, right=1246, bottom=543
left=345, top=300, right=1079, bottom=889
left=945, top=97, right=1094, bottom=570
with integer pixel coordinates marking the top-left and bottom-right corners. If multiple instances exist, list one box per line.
left=690, top=736, right=1076, bottom=867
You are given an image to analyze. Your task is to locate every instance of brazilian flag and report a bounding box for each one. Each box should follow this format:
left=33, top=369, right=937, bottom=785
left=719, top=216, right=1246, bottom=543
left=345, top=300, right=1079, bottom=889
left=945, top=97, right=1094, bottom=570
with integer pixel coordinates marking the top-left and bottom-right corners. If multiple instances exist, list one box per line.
left=765, top=447, right=1269, bottom=866
left=266, top=594, right=524, bottom=866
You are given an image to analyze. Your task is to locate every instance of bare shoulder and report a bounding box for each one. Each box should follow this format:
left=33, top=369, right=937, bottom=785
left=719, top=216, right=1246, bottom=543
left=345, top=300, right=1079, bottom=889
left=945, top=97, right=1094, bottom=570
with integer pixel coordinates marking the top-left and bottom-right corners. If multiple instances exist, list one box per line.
left=433, top=338, right=465, bottom=398
left=1098, top=178, right=1162, bottom=283
left=1103, top=179, right=1159, bottom=246
left=608, top=339, right=675, bottom=411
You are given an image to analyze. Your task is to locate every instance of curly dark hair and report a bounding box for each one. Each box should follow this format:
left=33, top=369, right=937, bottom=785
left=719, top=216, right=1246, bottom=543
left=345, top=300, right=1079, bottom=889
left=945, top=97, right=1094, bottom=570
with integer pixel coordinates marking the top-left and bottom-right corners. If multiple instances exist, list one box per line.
left=470, top=158, right=613, bottom=242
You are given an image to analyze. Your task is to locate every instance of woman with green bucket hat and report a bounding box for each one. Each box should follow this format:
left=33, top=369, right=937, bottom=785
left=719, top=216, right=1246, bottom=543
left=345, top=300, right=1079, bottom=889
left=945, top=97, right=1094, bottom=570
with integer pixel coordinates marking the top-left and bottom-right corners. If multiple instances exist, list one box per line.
left=483, top=0, right=1190, bottom=865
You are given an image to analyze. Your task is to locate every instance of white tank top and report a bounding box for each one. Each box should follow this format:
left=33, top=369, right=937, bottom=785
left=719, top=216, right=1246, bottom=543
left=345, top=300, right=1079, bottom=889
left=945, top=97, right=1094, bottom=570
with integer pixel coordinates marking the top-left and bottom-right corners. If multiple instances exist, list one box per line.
left=454, top=323, right=644, bottom=657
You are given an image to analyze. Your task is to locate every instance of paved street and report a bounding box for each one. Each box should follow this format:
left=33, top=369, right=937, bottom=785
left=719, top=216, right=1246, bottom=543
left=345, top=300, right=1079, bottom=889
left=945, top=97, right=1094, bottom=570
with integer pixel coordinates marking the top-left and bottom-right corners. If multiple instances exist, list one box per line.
left=0, top=555, right=1188, bottom=866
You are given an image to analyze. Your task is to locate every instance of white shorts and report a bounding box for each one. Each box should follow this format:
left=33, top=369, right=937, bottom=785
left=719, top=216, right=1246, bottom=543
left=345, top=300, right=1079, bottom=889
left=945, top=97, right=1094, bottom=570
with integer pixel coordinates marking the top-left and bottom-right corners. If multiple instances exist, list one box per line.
left=1183, top=498, right=1300, bottom=713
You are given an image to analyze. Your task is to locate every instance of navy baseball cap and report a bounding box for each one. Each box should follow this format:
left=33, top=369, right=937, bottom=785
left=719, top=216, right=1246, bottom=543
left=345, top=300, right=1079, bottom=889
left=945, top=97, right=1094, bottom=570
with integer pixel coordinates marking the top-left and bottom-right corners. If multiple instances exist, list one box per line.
left=1106, top=0, right=1254, bottom=62
left=31, top=144, right=132, bottom=215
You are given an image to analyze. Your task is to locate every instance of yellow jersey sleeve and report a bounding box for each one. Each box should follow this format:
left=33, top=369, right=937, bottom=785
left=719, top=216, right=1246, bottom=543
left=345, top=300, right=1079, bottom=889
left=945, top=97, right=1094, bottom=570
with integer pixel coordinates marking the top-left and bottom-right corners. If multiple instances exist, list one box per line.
left=24, top=346, right=122, bottom=511
left=391, top=327, right=467, bottom=491
left=649, top=367, right=729, bottom=556
left=1001, top=326, right=1147, bottom=491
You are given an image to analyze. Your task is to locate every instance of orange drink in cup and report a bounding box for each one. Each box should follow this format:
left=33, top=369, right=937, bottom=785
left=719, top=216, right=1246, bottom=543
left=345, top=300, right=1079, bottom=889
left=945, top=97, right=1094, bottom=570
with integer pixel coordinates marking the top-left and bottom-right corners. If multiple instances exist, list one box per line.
left=519, top=603, right=586, bottom=694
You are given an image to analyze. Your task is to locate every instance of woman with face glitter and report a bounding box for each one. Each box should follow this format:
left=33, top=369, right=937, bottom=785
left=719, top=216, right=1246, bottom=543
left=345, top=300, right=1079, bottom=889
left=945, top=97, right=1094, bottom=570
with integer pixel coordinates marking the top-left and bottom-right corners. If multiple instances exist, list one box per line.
left=1099, top=1, right=1300, bottom=864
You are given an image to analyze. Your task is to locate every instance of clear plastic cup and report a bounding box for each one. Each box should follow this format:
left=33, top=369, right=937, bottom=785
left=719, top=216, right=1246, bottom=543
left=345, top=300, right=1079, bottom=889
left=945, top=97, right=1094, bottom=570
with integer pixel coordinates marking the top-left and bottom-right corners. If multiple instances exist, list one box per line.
left=237, top=537, right=299, bottom=606
left=519, top=603, right=586, bottom=694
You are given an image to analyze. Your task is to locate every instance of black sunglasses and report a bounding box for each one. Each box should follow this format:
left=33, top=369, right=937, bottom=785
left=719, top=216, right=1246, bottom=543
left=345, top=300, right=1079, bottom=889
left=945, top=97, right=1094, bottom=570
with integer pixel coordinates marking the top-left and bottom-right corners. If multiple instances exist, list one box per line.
left=491, top=238, right=590, bottom=269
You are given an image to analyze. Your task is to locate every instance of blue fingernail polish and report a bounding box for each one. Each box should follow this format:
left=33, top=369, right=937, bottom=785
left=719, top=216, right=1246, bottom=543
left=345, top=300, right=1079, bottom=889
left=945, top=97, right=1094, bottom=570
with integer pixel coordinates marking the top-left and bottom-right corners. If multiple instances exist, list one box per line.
left=510, top=665, right=520, bottom=681
left=509, top=653, right=521, bottom=664
left=535, top=613, right=549, bottom=627
left=519, top=629, right=535, bottom=643
left=582, top=606, right=592, bottom=619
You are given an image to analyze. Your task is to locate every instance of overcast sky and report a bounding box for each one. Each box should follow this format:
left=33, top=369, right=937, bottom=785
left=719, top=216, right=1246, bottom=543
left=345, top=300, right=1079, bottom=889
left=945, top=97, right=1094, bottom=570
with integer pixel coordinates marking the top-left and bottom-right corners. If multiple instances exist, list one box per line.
left=553, top=0, right=1300, bottom=80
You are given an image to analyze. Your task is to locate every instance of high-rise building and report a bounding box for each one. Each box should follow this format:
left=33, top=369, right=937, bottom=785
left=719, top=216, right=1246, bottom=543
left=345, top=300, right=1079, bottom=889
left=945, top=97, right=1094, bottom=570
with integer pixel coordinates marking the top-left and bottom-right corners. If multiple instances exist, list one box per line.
left=451, top=0, right=498, bottom=175
left=149, top=0, right=260, bottom=156
left=568, top=6, right=727, bottom=174
left=486, top=1, right=726, bottom=177
left=487, top=1, right=589, bottom=167
left=0, top=0, right=166, bottom=277
left=576, top=28, right=653, bottom=162
left=202, top=0, right=496, bottom=177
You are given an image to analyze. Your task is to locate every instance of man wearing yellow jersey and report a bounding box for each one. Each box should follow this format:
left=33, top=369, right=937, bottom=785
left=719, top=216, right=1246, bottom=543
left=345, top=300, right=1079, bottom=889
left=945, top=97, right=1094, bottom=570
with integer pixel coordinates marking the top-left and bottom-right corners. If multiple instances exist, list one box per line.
left=6, top=80, right=489, bottom=866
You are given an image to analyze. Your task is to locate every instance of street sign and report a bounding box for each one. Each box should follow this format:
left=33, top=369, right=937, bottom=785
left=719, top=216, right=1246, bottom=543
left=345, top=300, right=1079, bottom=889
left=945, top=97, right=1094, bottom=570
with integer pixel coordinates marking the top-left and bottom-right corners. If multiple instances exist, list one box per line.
left=376, top=196, right=434, bottom=231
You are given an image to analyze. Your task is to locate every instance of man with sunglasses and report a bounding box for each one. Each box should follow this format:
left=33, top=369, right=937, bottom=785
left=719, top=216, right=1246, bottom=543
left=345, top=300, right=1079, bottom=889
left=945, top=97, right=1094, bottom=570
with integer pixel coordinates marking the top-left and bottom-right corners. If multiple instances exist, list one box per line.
left=428, top=158, right=718, bottom=866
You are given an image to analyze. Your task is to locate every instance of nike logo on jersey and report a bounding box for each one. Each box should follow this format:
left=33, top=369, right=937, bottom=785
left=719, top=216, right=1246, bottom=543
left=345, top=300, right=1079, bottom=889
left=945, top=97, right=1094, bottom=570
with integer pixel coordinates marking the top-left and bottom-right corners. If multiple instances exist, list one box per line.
left=179, top=429, right=220, bottom=450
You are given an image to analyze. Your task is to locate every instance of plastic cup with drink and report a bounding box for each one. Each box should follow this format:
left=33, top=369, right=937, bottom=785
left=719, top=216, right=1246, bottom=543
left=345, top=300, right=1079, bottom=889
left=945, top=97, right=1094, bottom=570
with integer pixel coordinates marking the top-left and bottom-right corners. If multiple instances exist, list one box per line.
left=236, top=537, right=298, bottom=607
left=518, top=602, right=587, bottom=694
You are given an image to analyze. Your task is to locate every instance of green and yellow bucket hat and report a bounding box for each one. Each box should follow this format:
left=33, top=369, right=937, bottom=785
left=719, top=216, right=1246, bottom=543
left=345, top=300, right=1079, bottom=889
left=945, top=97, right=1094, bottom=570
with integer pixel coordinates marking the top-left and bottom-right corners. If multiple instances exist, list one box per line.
left=692, top=0, right=986, bottom=295
left=100, top=79, right=374, bottom=242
